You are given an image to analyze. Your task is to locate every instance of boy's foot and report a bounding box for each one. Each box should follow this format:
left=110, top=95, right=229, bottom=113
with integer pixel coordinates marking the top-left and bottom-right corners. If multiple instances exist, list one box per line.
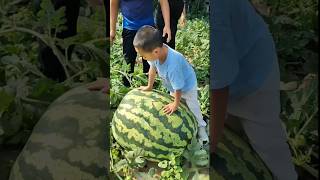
left=198, top=126, right=209, bottom=145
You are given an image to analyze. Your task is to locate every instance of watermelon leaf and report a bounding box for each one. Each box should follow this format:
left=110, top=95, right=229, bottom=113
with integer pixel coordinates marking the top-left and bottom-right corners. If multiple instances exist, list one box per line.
left=158, top=160, right=168, bottom=169
left=0, top=90, right=14, bottom=118
left=148, top=167, right=156, bottom=177
left=134, top=156, right=146, bottom=167
left=113, top=159, right=128, bottom=172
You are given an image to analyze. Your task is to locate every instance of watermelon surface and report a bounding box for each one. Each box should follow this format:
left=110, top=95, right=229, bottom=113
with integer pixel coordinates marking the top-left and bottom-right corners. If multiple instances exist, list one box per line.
left=212, top=128, right=273, bottom=180
left=9, top=85, right=108, bottom=180
left=111, top=88, right=198, bottom=162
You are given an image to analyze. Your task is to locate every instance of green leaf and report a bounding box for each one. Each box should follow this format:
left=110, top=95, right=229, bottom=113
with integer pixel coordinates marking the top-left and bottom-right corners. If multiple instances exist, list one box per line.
left=134, top=156, right=146, bottom=165
left=113, top=159, right=128, bottom=172
left=148, top=167, right=156, bottom=177
left=135, top=172, right=156, bottom=180
left=192, top=171, right=200, bottom=180
left=0, top=90, right=14, bottom=118
left=0, top=125, right=4, bottom=136
left=181, top=169, right=190, bottom=180
left=124, top=150, right=136, bottom=163
left=158, top=160, right=168, bottom=169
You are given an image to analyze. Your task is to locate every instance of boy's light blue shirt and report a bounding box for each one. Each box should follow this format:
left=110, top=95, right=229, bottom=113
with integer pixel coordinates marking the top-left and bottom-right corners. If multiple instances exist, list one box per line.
left=148, top=46, right=197, bottom=93
left=210, top=0, right=275, bottom=98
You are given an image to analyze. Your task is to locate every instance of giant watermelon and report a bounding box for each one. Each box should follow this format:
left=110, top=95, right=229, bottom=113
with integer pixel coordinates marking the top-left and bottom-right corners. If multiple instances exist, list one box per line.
left=112, top=88, right=198, bottom=162
left=9, top=85, right=108, bottom=180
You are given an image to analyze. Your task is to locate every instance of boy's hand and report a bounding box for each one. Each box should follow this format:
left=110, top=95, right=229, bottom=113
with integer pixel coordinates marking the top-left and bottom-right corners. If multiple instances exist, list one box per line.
left=138, top=86, right=153, bottom=91
left=163, top=103, right=178, bottom=115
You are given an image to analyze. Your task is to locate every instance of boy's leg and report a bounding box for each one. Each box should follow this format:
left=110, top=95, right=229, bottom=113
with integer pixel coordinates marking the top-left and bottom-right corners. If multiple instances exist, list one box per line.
left=181, top=87, right=208, bottom=143
left=227, top=60, right=297, bottom=180
left=181, top=87, right=207, bottom=127
left=122, top=28, right=138, bottom=87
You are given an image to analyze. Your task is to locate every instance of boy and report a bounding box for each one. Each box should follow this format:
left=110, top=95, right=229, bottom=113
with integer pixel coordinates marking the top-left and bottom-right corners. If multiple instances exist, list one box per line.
left=210, top=0, right=297, bottom=179
left=110, top=0, right=171, bottom=87
left=133, top=25, right=209, bottom=144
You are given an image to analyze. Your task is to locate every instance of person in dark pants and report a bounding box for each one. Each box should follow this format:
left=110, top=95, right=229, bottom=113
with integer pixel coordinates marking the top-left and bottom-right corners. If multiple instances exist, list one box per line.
left=110, top=0, right=171, bottom=87
left=37, top=0, right=80, bottom=82
left=37, top=0, right=107, bottom=83
left=156, top=0, right=187, bottom=49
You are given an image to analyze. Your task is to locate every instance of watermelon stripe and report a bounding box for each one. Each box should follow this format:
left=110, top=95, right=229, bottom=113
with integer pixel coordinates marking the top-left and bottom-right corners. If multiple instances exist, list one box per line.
left=116, top=105, right=191, bottom=146
left=112, top=124, right=162, bottom=160
left=138, top=103, right=190, bottom=146
left=114, top=107, right=163, bottom=140
left=114, top=109, right=187, bottom=149
left=127, top=90, right=190, bottom=112
left=123, top=93, right=197, bottom=133
left=112, top=120, right=183, bottom=160
left=118, top=97, right=194, bottom=141
left=223, top=129, right=269, bottom=174
left=112, top=88, right=198, bottom=162
left=113, top=112, right=186, bottom=153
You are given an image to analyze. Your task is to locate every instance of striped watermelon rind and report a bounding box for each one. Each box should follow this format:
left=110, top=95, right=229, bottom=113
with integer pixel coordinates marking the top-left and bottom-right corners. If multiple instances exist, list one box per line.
left=211, top=128, right=273, bottom=179
left=111, top=88, right=198, bottom=162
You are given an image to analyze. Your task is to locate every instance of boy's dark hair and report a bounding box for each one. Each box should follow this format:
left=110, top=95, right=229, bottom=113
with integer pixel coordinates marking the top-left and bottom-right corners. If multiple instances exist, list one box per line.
left=133, top=25, right=163, bottom=52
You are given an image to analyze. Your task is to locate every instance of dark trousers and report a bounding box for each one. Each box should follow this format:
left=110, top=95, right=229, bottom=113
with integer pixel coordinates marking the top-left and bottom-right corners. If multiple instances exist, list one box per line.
left=156, top=0, right=184, bottom=49
left=122, top=28, right=150, bottom=87
left=38, top=0, right=80, bottom=82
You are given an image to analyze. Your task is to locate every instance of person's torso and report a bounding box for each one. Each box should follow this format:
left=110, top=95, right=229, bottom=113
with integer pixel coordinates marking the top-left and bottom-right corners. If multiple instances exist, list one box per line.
left=227, top=0, right=269, bottom=58
left=120, top=0, right=155, bottom=30
left=153, top=46, right=197, bottom=92
left=212, top=0, right=275, bottom=98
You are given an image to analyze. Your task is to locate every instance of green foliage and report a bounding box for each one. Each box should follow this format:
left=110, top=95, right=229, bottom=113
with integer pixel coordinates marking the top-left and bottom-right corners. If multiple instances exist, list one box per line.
left=158, top=154, right=184, bottom=180
left=280, top=74, right=318, bottom=178
left=0, top=1, right=106, bottom=147
left=252, top=1, right=318, bottom=178
left=256, top=0, right=318, bottom=80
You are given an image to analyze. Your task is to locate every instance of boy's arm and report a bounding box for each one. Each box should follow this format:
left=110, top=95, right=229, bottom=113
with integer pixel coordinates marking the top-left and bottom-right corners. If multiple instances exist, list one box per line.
left=210, top=86, right=229, bottom=154
left=139, top=66, right=156, bottom=91
left=110, top=0, right=119, bottom=43
left=173, top=90, right=182, bottom=107
left=159, top=0, right=171, bottom=42
left=147, top=66, right=157, bottom=88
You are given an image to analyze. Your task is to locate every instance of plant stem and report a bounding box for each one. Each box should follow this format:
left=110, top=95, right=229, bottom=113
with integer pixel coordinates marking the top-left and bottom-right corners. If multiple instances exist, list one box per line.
left=0, top=27, right=71, bottom=79
left=297, top=107, right=318, bottom=136
left=20, top=97, right=51, bottom=106
left=63, top=67, right=91, bottom=84
left=302, top=163, right=319, bottom=178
